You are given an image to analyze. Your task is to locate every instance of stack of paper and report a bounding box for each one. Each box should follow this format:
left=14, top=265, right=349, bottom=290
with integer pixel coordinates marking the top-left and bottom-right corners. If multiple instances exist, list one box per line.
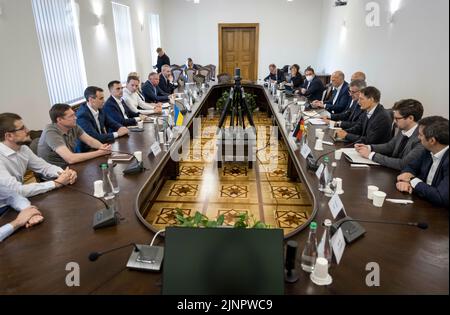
left=340, top=148, right=380, bottom=166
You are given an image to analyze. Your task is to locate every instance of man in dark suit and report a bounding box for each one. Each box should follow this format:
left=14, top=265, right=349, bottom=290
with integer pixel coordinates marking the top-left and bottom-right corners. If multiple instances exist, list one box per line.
left=155, top=48, right=170, bottom=73
left=76, top=86, right=129, bottom=153
left=355, top=99, right=425, bottom=171
left=336, top=86, right=392, bottom=145
left=142, top=72, right=171, bottom=103
left=298, top=67, right=325, bottom=102
left=322, top=80, right=366, bottom=129
left=104, top=81, right=143, bottom=128
left=312, top=71, right=351, bottom=114
left=159, top=65, right=175, bottom=94
left=264, top=64, right=285, bottom=84
left=396, top=116, right=449, bottom=207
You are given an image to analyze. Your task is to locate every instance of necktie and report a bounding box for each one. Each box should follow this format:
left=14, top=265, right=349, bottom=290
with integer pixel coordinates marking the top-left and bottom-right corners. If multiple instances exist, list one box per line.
left=393, top=135, right=409, bottom=158
left=121, top=99, right=129, bottom=119
left=331, top=88, right=338, bottom=104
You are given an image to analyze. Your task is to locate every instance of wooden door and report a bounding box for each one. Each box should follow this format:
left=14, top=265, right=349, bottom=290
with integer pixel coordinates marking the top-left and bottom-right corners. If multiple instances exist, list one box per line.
left=219, top=24, right=259, bottom=81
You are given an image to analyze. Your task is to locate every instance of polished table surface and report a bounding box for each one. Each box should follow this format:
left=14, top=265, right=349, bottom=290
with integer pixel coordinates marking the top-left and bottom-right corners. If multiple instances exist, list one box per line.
left=0, top=83, right=448, bottom=294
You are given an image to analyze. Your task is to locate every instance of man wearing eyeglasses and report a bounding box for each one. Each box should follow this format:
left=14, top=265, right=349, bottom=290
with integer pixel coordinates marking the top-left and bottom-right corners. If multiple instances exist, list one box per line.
left=0, top=113, right=77, bottom=211
left=354, top=99, right=426, bottom=171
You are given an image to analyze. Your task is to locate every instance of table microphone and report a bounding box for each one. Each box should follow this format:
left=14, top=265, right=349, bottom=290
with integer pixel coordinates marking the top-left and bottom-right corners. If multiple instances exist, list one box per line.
left=102, top=149, right=145, bottom=175
left=88, top=243, right=140, bottom=262
left=306, top=139, right=362, bottom=171
left=330, top=217, right=428, bottom=244
left=54, top=180, right=121, bottom=230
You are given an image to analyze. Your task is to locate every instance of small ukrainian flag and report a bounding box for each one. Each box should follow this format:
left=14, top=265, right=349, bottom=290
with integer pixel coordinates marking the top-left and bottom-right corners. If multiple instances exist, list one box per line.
left=174, top=105, right=184, bottom=126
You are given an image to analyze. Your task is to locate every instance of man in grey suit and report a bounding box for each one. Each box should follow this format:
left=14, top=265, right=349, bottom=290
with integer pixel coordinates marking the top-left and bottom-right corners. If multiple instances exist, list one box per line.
left=355, top=99, right=425, bottom=171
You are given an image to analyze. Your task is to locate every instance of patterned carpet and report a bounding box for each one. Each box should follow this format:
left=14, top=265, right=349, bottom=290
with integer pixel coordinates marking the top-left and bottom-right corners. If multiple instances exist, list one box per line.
left=145, top=111, right=313, bottom=236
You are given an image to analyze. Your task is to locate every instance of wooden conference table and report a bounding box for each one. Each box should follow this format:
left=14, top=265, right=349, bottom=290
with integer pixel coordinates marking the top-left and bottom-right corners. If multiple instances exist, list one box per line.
left=0, top=83, right=448, bottom=294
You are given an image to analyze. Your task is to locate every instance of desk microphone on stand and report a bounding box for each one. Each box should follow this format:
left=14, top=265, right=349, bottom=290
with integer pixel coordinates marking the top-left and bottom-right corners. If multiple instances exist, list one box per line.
left=330, top=217, right=428, bottom=244
left=54, top=180, right=119, bottom=230
left=104, top=149, right=145, bottom=175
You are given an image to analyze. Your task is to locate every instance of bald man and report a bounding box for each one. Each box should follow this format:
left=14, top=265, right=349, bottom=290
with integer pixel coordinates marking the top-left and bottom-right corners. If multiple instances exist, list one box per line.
left=312, top=71, right=351, bottom=114
left=351, top=71, right=366, bottom=82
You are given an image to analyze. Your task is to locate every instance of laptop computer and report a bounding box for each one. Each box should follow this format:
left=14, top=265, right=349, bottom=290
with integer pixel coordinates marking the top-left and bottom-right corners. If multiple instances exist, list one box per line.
left=162, top=227, right=285, bottom=295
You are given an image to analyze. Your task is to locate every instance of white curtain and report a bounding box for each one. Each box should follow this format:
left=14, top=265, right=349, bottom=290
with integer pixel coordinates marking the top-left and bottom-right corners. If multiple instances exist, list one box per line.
left=32, top=0, right=87, bottom=104
left=112, top=2, right=136, bottom=83
left=149, top=13, right=161, bottom=69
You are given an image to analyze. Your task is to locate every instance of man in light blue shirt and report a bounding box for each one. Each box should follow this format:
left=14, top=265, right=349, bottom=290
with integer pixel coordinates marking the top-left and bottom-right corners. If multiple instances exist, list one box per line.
left=0, top=185, right=44, bottom=242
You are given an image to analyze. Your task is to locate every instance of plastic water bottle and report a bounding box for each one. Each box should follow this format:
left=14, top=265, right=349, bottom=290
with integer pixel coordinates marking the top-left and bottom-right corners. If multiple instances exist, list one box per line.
left=318, top=156, right=331, bottom=192
left=107, top=160, right=120, bottom=194
left=101, top=163, right=115, bottom=201
left=318, top=219, right=333, bottom=267
left=301, top=221, right=318, bottom=272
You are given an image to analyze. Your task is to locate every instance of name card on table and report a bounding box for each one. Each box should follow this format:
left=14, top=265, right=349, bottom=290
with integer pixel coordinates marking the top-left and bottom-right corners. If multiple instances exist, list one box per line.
left=331, top=228, right=346, bottom=265
left=328, top=193, right=345, bottom=219
left=151, top=142, right=162, bottom=157
left=300, top=144, right=312, bottom=159
left=315, top=163, right=325, bottom=179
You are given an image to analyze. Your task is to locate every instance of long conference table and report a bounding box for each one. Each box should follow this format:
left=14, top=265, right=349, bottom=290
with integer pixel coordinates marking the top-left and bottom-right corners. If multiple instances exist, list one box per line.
left=0, top=82, right=448, bottom=295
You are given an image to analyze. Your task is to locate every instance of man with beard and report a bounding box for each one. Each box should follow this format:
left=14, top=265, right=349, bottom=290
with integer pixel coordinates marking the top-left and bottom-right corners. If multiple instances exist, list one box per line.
left=0, top=113, right=77, bottom=211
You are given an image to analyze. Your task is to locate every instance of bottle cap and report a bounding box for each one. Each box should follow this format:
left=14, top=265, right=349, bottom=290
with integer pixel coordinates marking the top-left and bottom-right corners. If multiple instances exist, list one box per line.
left=100, top=163, right=108, bottom=169
left=310, top=221, right=317, bottom=229
left=324, top=156, right=330, bottom=163
left=324, top=219, right=332, bottom=227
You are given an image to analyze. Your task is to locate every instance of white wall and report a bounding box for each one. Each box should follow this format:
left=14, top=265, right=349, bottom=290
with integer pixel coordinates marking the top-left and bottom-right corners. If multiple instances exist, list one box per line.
left=0, top=0, right=163, bottom=130
left=317, top=0, right=449, bottom=118
left=161, top=0, right=324, bottom=80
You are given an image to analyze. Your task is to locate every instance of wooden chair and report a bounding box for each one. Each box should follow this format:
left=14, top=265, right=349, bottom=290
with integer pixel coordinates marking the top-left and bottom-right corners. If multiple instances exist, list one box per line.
left=205, top=64, right=216, bottom=81
left=197, top=67, right=211, bottom=81
left=217, top=73, right=232, bottom=84
left=185, top=68, right=197, bottom=83
left=193, top=74, right=206, bottom=86
left=172, top=68, right=184, bottom=83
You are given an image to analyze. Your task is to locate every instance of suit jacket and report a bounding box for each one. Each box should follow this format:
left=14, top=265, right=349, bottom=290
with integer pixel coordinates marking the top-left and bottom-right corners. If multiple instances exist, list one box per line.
left=264, top=69, right=285, bottom=84
left=289, top=74, right=304, bottom=89
left=103, top=96, right=139, bottom=127
left=75, top=103, right=122, bottom=153
left=345, top=104, right=393, bottom=145
left=324, top=82, right=351, bottom=114
left=158, top=74, right=175, bottom=94
left=331, top=100, right=363, bottom=129
left=142, top=80, right=170, bottom=103
left=156, top=54, right=170, bottom=73
left=402, top=149, right=449, bottom=207
left=301, top=76, right=325, bottom=102
left=371, top=127, right=425, bottom=171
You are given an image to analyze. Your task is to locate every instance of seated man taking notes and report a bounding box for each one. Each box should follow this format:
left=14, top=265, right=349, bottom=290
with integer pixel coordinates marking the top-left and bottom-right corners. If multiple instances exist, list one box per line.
left=396, top=116, right=449, bottom=207
left=0, top=185, right=44, bottom=242
left=299, top=67, right=325, bottom=102
left=38, top=104, right=112, bottom=168
left=354, top=99, right=425, bottom=171
left=264, top=64, right=285, bottom=84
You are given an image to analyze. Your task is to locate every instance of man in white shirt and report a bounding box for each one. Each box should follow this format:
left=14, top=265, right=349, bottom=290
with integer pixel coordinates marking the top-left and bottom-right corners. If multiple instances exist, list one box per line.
left=123, top=76, right=162, bottom=115
left=0, top=185, right=43, bottom=242
left=396, top=116, right=449, bottom=207
left=0, top=113, right=76, bottom=207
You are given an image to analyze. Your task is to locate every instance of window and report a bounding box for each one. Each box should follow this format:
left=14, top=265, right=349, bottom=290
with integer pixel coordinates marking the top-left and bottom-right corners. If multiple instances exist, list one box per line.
left=32, top=0, right=87, bottom=105
left=149, top=13, right=161, bottom=69
left=112, top=2, right=136, bottom=83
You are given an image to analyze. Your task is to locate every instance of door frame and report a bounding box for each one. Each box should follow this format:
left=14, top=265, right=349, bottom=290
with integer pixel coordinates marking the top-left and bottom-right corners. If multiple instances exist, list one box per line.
left=218, top=23, right=259, bottom=81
